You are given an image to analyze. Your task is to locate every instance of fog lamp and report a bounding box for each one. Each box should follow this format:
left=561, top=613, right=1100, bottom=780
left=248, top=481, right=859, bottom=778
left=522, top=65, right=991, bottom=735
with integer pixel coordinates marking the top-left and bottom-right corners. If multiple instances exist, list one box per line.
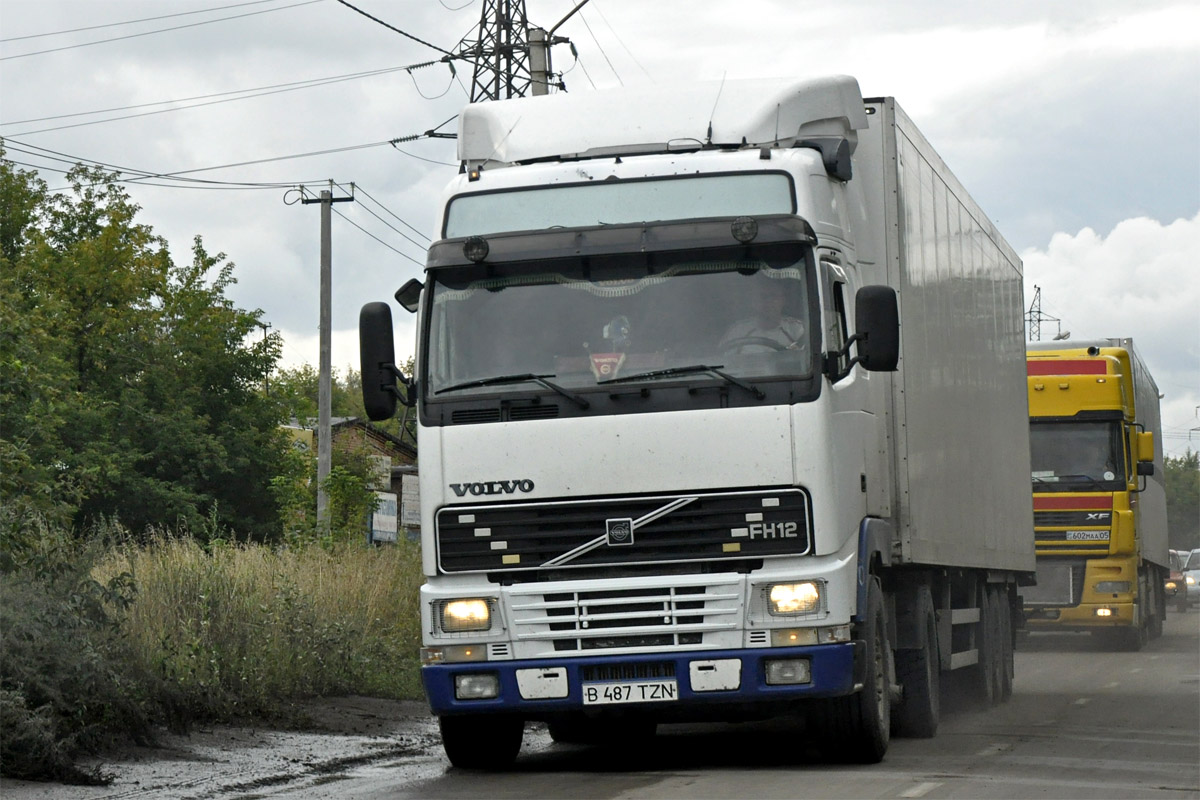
left=1094, top=581, right=1131, bottom=594
left=768, top=582, right=821, bottom=616
left=454, top=673, right=500, bottom=700
left=440, top=599, right=492, bottom=633
left=765, top=658, right=811, bottom=685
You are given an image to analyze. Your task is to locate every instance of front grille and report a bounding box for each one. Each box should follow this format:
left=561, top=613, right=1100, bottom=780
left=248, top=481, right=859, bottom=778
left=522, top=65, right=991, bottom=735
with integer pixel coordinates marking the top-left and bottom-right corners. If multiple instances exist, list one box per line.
left=509, top=576, right=741, bottom=652
left=436, top=488, right=811, bottom=574
left=1035, top=511, right=1112, bottom=527
left=510, top=404, right=559, bottom=420
left=581, top=662, right=676, bottom=681
left=451, top=408, right=501, bottom=424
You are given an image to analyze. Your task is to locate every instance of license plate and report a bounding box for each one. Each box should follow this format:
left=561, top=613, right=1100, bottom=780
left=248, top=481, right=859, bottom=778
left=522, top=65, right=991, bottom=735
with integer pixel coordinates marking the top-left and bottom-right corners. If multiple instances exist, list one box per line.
left=582, top=679, right=678, bottom=705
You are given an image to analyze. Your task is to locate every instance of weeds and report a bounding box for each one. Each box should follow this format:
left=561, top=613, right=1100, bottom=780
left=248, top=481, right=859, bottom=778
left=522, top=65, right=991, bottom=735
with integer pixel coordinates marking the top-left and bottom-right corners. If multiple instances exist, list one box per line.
left=1, top=517, right=425, bottom=782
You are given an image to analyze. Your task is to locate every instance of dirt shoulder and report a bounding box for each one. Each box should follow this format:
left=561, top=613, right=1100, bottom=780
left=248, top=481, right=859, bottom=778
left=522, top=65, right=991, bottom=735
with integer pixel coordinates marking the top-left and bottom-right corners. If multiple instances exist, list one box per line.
left=0, top=696, right=442, bottom=800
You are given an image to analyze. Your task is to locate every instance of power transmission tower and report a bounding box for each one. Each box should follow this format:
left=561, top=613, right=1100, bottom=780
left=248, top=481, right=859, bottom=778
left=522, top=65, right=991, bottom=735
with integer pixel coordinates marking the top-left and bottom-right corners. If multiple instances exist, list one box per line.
left=466, top=0, right=533, bottom=102
left=1025, top=285, right=1070, bottom=342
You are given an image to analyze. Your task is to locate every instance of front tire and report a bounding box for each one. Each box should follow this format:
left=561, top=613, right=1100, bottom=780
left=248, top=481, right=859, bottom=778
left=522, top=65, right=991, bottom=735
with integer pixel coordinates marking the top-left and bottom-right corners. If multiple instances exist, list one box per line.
left=439, top=715, right=523, bottom=770
left=813, top=577, right=891, bottom=763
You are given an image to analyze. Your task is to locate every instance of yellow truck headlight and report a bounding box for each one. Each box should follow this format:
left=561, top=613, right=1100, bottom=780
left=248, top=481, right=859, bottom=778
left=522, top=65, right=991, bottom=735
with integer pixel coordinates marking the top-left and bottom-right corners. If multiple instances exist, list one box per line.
left=767, top=582, right=822, bottom=616
left=1094, top=581, right=1131, bottom=594
left=439, top=599, right=493, bottom=633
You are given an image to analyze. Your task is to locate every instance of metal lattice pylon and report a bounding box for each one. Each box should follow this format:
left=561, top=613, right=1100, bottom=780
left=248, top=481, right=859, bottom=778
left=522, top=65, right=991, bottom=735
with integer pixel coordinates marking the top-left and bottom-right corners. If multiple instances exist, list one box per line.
left=464, top=0, right=532, bottom=102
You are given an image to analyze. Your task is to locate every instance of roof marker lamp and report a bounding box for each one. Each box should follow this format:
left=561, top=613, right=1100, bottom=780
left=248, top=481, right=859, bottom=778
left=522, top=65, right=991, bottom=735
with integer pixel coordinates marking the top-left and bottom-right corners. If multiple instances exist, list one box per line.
left=731, top=216, right=759, bottom=244
left=463, top=236, right=489, bottom=263
left=439, top=599, right=493, bottom=633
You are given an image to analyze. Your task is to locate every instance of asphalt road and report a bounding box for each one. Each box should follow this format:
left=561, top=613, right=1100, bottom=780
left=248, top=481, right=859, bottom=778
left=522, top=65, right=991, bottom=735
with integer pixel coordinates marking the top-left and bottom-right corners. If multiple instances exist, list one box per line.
left=303, top=611, right=1200, bottom=800
left=5, top=612, right=1197, bottom=799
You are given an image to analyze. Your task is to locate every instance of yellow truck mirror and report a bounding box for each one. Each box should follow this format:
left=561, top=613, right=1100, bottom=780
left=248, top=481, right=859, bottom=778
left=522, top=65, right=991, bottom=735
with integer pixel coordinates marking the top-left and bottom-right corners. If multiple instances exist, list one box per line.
left=1137, top=431, right=1155, bottom=463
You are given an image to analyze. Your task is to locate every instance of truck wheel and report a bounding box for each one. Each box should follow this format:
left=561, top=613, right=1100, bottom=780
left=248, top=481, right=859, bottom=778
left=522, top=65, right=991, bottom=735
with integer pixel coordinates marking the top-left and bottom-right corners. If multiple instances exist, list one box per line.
left=992, top=585, right=1014, bottom=701
left=892, top=585, right=939, bottom=738
left=814, top=577, right=890, bottom=762
left=1148, top=572, right=1164, bottom=639
left=439, top=715, right=523, bottom=770
left=966, top=584, right=998, bottom=706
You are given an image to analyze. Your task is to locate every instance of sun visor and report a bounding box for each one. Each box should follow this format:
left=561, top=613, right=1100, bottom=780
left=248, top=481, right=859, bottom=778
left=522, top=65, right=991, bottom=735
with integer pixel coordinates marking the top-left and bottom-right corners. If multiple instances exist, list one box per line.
left=458, top=75, right=868, bottom=169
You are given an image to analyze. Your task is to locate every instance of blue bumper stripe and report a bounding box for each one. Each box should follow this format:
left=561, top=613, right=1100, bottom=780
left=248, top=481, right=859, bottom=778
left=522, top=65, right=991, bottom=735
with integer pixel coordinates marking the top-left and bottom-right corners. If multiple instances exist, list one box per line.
left=423, top=643, right=857, bottom=715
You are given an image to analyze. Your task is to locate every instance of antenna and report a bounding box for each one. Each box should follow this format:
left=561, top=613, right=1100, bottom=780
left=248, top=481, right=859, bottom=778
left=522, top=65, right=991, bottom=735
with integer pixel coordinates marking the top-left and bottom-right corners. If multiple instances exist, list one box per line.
left=706, top=72, right=727, bottom=145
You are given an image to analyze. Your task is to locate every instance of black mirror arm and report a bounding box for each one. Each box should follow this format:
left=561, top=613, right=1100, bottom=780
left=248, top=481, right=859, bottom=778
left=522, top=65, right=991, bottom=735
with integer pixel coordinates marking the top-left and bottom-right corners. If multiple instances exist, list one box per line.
left=383, top=363, right=416, bottom=408
left=824, top=333, right=864, bottom=383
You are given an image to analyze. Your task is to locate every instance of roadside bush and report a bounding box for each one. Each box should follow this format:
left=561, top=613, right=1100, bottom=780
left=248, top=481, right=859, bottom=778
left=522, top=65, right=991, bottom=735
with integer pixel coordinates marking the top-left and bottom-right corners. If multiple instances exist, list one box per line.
left=0, top=517, right=152, bottom=784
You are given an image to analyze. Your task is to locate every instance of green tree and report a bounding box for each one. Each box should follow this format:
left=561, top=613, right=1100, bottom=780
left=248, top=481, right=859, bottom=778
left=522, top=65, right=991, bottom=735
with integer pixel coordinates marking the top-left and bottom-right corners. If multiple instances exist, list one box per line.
left=0, top=154, right=287, bottom=541
left=1165, top=450, right=1200, bottom=551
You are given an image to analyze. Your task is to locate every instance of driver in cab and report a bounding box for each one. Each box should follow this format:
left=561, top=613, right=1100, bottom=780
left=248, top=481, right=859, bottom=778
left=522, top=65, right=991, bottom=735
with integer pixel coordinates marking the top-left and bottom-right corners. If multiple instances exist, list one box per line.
left=719, top=280, right=805, bottom=354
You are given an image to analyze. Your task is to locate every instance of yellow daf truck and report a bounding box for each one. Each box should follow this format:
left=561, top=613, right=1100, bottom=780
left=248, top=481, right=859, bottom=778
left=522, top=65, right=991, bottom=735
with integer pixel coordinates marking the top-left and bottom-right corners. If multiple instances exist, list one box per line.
left=1024, top=339, right=1169, bottom=649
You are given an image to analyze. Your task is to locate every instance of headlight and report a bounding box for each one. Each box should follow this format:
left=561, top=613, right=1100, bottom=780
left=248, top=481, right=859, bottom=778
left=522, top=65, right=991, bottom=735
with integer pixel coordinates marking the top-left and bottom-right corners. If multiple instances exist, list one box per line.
left=439, top=599, right=493, bottom=633
left=767, top=582, right=822, bottom=616
left=1094, top=581, right=1131, bottom=594
left=1188, top=575, right=1196, bottom=586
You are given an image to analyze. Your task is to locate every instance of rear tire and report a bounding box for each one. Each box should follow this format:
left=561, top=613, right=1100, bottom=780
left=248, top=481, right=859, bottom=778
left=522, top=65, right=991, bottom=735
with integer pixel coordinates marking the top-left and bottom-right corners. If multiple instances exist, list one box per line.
left=966, top=583, right=999, bottom=706
left=439, top=715, right=523, bottom=770
left=892, top=585, right=939, bottom=738
left=992, top=585, right=1014, bottom=701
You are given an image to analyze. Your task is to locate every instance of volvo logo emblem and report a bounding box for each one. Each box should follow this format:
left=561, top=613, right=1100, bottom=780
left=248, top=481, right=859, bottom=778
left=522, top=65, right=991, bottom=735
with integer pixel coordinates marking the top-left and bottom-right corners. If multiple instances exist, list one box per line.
left=449, top=479, right=535, bottom=497
left=606, top=518, right=634, bottom=546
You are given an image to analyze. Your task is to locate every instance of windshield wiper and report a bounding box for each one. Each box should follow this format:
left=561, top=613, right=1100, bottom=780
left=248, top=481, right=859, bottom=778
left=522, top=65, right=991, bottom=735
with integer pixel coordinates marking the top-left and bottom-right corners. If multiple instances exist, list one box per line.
left=435, top=373, right=589, bottom=409
left=1032, top=473, right=1109, bottom=490
left=598, top=364, right=764, bottom=401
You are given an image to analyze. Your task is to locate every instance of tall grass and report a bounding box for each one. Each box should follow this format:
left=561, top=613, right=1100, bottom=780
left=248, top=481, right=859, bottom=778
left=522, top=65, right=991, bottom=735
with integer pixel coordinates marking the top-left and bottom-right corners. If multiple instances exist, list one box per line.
left=94, top=535, right=426, bottom=727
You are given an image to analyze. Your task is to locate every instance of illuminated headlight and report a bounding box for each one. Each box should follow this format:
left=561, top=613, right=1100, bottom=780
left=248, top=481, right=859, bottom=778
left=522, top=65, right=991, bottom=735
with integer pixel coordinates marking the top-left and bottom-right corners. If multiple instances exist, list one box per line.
left=1166, top=581, right=1178, bottom=591
left=454, top=673, right=500, bottom=700
left=765, top=658, right=811, bottom=685
left=1188, top=575, right=1196, bottom=586
left=439, top=599, right=493, bottom=633
left=1094, top=581, right=1131, bottom=594
left=1094, top=607, right=1115, bottom=617
left=767, top=582, right=822, bottom=616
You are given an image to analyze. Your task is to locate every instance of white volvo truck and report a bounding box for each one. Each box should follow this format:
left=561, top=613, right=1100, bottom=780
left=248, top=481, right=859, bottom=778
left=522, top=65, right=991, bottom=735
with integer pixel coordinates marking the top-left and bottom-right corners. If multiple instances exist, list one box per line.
left=360, top=75, right=1035, bottom=767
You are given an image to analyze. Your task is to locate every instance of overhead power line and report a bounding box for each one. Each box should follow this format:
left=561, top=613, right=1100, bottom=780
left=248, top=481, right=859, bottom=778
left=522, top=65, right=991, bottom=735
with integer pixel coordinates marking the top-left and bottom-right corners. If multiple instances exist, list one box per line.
left=1, top=60, right=443, bottom=136
left=334, top=0, right=455, bottom=57
left=0, top=0, right=325, bottom=61
left=0, top=0, right=284, bottom=42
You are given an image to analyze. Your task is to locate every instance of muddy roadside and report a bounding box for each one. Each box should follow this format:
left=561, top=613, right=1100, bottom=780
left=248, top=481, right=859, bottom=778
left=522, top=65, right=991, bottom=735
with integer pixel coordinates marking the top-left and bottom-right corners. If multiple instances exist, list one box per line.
left=0, top=696, right=445, bottom=799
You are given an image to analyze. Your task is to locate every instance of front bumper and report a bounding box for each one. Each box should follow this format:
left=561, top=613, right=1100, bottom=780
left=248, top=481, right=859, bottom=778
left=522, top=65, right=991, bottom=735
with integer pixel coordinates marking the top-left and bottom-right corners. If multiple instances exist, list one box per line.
left=423, top=643, right=858, bottom=718
left=1024, top=601, right=1135, bottom=630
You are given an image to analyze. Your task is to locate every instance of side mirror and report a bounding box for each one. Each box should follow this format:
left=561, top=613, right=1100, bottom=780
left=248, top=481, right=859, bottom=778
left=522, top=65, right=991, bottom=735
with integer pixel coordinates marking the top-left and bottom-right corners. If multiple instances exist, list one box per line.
left=1136, top=462, right=1155, bottom=477
left=395, top=279, right=423, bottom=314
left=359, top=302, right=411, bottom=420
left=855, top=285, right=899, bottom=372
left=1136, top=431, right=1155, bottom=463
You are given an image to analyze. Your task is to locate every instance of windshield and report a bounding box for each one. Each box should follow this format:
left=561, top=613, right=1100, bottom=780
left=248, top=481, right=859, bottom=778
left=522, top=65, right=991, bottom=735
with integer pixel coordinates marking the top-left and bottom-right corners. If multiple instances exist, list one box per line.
left=425, top=245, right=815, bottom=398
left=1029, top=420, right=1126, bottom=490
left=444, top=173, right=795, bottom=238
left=1187, top=551, right=1200, bottom=571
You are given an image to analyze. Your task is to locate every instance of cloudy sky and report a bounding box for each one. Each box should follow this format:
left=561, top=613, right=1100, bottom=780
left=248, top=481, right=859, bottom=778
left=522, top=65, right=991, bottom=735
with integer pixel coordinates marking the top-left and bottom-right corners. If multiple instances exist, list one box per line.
left=2, top=0, right=1197, bottom=456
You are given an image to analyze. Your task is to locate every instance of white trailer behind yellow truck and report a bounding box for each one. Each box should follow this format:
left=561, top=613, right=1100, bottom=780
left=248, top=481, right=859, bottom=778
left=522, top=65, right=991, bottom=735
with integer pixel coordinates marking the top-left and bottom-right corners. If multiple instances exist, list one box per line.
left=361, top=75, right=1035, bottom=767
